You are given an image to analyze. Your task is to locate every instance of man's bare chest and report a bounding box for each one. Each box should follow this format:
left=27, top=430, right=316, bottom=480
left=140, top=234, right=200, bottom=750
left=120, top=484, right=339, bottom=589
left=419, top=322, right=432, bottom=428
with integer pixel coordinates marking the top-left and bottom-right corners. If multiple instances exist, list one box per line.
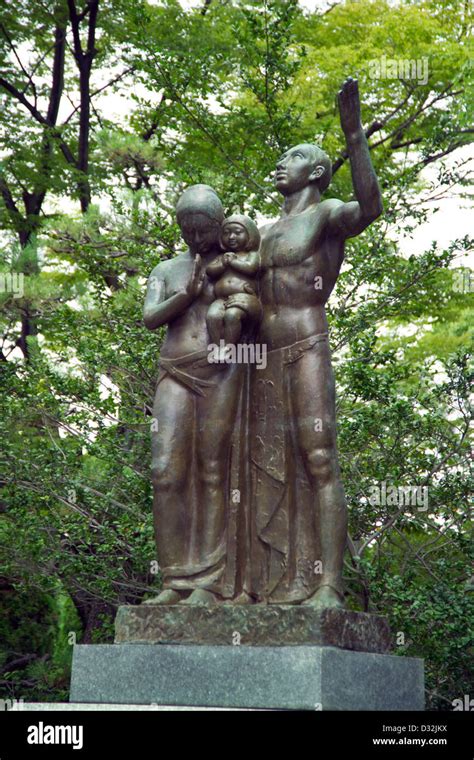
left=260, top=211, right=328, bottom=269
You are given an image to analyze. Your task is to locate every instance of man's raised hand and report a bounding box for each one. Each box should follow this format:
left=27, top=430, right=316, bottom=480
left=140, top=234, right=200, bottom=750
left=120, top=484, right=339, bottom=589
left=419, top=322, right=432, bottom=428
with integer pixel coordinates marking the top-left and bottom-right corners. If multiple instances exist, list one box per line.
left=338, top=77, right=361, bottom=137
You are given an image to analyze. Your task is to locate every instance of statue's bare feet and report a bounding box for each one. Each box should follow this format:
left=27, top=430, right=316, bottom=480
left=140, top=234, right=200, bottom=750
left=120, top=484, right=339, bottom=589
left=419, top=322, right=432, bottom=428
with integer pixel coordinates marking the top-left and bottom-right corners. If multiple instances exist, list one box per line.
left=230, top=591, right=254, bottom=605
left=304, top=585, right=344, bottom=609
left=142, top=589, right=181, bottom=605
left=180, top=588, right=217, bottom=606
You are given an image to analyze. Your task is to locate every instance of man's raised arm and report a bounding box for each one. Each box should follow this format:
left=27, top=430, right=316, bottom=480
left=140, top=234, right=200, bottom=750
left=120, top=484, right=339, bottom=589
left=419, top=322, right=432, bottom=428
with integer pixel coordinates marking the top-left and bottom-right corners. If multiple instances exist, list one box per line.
left=328, top=78, right=383, bottom=239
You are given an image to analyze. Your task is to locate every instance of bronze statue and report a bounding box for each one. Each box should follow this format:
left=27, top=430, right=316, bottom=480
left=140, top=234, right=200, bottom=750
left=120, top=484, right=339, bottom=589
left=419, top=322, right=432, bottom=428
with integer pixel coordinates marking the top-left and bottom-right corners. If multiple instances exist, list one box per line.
left=143, top=78, right=383, bottom=607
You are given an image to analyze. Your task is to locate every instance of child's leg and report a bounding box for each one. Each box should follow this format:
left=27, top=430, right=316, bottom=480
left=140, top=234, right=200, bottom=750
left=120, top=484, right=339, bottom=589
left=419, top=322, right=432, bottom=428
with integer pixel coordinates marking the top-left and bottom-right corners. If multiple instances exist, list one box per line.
left=223, top=306, right=245, bottom=344
left=206, top=299, right=226, bottom=344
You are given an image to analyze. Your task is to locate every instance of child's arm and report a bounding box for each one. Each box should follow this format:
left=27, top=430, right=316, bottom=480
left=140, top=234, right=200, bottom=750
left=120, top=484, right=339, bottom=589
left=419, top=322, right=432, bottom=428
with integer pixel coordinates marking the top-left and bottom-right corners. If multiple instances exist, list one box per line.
left=228, top=250, right=260, bottom=275
left=206, top=255, right=226, bottom=279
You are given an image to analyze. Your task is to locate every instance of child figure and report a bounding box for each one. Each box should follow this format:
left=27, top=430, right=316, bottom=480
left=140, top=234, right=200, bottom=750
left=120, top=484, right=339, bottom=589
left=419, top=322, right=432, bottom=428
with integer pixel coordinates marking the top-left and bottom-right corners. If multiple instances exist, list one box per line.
left=206, top=214, right=262, bottom=347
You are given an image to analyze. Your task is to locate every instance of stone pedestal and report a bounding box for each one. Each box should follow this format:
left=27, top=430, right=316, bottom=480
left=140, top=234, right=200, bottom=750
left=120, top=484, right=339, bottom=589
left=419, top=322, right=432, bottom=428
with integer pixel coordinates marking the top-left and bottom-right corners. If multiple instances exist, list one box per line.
left=114, top=604, right=392, bottom=652
left=70, top=642, right=423, bottom=710
left=69, top=605, right=424, bottom=710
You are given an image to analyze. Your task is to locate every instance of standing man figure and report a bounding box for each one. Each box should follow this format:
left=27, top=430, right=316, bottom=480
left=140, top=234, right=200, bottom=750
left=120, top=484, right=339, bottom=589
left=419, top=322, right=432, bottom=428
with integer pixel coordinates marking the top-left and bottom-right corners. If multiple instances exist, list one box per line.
left=235, top=78, right=383, bottom=607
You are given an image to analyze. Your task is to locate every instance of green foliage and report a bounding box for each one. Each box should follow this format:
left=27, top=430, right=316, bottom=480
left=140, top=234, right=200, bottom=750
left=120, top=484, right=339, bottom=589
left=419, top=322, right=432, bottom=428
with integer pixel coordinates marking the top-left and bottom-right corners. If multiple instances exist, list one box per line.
left=0, top=584, right=82, bottom=702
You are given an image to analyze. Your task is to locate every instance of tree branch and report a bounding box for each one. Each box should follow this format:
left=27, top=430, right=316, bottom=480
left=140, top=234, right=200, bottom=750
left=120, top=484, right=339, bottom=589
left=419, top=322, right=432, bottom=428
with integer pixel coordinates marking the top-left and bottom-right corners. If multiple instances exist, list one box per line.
left=0, top=76, right=77, bottom=167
